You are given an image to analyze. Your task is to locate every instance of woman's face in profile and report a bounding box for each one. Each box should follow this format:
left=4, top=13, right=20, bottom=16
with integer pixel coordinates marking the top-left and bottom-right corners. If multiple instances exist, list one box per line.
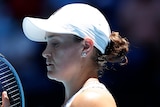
left=42, top=33, right=83, bottom=81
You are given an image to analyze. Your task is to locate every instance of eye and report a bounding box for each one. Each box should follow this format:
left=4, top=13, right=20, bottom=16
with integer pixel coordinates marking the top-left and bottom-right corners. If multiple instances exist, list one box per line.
left=52, top=42, right=60, bottom=48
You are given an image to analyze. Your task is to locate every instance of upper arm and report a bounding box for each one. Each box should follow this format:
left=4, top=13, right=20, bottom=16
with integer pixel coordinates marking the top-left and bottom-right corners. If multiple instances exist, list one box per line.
left=71, top=89, right=117, bottom=107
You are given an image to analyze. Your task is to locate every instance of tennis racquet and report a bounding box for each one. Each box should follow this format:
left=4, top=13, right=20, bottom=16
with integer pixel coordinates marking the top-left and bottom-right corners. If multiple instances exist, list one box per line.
left=0, top=53, right=25, bottom=107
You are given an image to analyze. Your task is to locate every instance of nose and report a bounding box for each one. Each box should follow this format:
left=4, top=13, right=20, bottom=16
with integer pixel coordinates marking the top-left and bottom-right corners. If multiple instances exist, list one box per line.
left=42, top=47, right=51, bottom=58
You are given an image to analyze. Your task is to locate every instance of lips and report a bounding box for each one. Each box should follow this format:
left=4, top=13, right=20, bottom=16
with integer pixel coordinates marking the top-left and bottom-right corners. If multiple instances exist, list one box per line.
left=47, top=63, right=53, bottom=66
left=46, top=62, right=54, bottom=71
left=46, top=62, right=54, bottom=66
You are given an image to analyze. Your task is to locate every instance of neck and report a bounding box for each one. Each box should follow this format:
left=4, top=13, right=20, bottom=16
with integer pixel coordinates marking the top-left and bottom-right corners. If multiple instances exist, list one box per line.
left=62, top=77, right=85, bottom=104
left=62, top=75, right=98, bottom=105
left=62, top=64, right=99, bottom=105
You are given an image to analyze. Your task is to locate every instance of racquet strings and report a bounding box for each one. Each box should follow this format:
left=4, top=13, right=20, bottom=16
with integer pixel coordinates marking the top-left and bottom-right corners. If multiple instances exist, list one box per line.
left=0, top=57, right=24, bottom=107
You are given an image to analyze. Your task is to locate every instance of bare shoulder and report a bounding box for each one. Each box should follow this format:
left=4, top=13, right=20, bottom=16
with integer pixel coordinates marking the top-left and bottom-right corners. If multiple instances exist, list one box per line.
left=71, top=87, right=117, bottom=107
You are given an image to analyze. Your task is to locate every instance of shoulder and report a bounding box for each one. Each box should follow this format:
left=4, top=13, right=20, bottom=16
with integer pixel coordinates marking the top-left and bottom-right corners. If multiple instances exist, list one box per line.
left=70, top=87, right=117, bottom=107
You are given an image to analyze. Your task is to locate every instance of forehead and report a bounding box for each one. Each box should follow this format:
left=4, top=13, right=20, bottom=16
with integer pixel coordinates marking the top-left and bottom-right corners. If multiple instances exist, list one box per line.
left=45, top=32, right=74, bottom=41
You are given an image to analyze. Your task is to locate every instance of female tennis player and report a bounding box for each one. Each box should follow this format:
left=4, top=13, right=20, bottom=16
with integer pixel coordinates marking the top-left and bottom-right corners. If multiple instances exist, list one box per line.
left=1, top=3, right=129, bottom=107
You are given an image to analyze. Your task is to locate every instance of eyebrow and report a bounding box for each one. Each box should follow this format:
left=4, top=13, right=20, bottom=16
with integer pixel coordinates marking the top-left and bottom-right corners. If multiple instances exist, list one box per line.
left=44, top=35, right=56, bottom=40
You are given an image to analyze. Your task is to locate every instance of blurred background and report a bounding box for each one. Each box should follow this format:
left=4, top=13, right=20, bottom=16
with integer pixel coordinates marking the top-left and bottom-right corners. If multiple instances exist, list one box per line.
left=0, top=0, right=160, bottom=107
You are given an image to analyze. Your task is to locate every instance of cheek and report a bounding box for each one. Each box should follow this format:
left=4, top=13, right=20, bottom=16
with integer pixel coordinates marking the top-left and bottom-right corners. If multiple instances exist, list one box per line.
left=56, top=49, right=80, bottom=68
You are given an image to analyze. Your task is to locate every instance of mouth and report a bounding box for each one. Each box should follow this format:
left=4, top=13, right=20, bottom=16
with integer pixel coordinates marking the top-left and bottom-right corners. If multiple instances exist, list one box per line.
left=46, top=62, right=54, bottom=66
left=46, top=63, right=53, bottom=69
left=46, top=62, right=55, bottom=71
left=47, top=64, right=53, bottom=67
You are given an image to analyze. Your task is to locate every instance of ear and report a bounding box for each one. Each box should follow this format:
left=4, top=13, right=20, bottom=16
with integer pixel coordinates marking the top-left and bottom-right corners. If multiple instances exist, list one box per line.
left=82, top=38, right=94, bottom=54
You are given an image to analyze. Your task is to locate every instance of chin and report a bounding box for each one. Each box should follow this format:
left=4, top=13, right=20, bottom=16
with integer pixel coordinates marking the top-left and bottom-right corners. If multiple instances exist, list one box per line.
left=47, top=71, right=62, bottom=82
left=47, top=71, right=55, bottom=79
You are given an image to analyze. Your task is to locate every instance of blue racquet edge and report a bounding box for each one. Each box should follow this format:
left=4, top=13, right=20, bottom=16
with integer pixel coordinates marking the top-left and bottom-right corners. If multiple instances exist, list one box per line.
left=0, top=53, right=25, bottom=107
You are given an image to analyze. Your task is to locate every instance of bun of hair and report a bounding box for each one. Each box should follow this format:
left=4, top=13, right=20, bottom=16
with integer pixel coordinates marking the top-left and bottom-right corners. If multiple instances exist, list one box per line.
left=105, top=31, right=129, bottom=65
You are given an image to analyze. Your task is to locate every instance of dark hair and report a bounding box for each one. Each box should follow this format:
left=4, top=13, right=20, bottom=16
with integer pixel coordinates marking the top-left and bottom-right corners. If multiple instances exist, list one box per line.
left=92, top=31, right=129, bottom=76
left=73, top=32, right=129, bottom=76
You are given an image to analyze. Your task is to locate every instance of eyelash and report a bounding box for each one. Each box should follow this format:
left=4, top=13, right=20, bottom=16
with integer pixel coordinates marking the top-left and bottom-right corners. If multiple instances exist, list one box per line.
left=52, top=42, right=59, bottom=48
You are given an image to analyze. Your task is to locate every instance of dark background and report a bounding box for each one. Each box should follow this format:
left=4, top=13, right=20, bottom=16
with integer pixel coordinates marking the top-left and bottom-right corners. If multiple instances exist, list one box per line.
left=0, top=0, right=160, bottom=107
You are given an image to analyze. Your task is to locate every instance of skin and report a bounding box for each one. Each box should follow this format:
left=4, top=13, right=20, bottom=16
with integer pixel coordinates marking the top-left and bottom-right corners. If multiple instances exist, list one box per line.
left=1, top=91, right=10, bottom=107
left=1, top=32, right=117, bottom=107
left=43, top=33, right=97, bottom=103
left=71, top=79, right=117, bottom=107
left=43, top=32, right=117, bottom=107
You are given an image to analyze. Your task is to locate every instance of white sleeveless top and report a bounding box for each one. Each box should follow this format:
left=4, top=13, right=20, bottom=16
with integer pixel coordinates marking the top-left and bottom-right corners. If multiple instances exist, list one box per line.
left=64, top=82, right=109, bottom=107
